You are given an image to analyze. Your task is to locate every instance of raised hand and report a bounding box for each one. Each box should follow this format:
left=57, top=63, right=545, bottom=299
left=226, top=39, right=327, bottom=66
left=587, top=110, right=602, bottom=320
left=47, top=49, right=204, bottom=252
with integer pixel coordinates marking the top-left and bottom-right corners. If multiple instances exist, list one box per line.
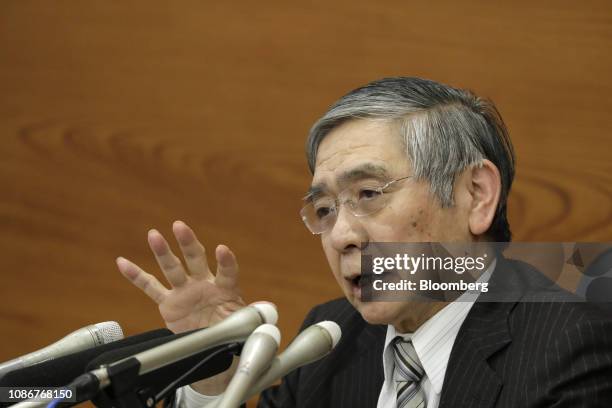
left=116, top=220, right=246, bottom=334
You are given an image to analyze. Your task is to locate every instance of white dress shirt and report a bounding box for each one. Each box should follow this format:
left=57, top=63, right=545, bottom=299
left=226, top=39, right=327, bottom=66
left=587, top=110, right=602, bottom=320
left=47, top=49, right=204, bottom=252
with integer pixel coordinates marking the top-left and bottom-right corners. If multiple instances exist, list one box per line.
left=377, top=259, right=495, bottom=408
left=178, top=259, right=496, bottom=408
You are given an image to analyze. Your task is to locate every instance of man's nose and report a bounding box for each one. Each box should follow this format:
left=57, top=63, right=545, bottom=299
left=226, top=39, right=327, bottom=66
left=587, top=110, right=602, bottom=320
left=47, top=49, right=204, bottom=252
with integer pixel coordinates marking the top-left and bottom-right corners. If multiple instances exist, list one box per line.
left=327, top=204, right=367, bottom=253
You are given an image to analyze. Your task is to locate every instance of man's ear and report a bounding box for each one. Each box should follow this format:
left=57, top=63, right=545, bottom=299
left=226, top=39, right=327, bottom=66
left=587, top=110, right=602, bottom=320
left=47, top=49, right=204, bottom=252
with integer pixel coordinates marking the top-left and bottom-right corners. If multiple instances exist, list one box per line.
left=467, top=159, right=502, bottom=236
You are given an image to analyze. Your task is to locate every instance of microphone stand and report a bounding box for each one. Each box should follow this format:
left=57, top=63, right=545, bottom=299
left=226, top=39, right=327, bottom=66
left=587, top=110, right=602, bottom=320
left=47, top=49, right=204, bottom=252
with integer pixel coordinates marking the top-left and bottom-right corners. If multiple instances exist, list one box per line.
left=94, top=357, right=153, bottom=408
left=94, top=342, right=241, bottom=408
left=8, top=345, right=236, bottom=408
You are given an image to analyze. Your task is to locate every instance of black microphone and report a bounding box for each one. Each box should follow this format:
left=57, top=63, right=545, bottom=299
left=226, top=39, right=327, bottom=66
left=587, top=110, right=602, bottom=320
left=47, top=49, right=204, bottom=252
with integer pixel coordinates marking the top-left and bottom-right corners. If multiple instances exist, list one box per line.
left=0, top=322, right=124, bottom=379
left=0, top=329, right=172, bottom=407
left=15, top=305, right=274, bottom=407
left=88, top=303, right=275, bottom=408
left=0, top=329, right=171, bottom=388
left=7, top=329, right=237, bottom=408
left=86, top=330, right=237, bottom=408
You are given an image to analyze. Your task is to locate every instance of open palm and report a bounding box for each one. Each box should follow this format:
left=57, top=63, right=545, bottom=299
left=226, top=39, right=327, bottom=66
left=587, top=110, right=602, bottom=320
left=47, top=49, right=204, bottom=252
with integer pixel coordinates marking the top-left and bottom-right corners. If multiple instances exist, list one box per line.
left=117, top=221, right=246, bottom=334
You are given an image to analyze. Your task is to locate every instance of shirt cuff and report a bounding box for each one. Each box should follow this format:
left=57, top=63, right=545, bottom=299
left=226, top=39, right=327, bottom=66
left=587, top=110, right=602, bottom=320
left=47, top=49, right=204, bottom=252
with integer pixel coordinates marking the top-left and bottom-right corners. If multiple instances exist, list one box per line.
left=176, top=385, right=218, bottom=408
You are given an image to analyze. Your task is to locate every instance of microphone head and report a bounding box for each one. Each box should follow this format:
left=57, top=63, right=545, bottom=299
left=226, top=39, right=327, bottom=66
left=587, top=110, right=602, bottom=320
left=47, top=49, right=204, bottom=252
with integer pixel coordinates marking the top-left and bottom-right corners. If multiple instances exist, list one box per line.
left=0, top=329, right=172, bottom=393
left=315, top=321, right=341, bottom=348
left=253, top=324, right=281, bottom=346
left=92, top=321, right=124, bottom=344
left=250, top=302, right=278, bottom=325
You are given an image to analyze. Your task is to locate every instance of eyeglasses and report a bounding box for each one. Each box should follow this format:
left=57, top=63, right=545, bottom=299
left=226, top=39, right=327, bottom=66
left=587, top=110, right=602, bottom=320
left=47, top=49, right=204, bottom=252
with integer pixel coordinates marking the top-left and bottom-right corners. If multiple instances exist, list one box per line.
left=300, top=176, right=413, bottom=235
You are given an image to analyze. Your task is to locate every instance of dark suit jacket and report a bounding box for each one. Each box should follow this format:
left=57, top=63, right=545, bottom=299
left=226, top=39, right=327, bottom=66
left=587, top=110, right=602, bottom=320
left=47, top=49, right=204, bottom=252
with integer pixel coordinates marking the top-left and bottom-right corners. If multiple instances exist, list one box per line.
left=258, top=257, right=612, bottom=407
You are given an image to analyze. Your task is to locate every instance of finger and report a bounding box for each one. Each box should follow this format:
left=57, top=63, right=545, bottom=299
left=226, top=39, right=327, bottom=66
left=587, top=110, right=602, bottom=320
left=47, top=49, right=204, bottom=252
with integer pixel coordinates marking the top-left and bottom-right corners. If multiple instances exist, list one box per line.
left=116, top=256, right=169, bottom=304
left=172, top=220, right=211, bottom=279
left=215, top=244, right=240, bottom=290
left=148, top=229, right=188, bottom=287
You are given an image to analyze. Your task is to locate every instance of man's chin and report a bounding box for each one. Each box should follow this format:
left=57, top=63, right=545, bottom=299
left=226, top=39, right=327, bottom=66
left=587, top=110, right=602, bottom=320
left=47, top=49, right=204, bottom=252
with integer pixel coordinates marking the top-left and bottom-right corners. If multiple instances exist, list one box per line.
left=352, top=300, right=401, bottom=326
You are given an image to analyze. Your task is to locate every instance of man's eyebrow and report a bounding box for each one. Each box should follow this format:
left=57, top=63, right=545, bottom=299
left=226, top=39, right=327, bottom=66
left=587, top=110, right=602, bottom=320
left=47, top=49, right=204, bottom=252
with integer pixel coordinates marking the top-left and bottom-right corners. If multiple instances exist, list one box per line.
left=303, top=184, right=326, bottom=202
left=337, top=163, right=391, bottom=185
left=303, top=164, right=391, bottom=202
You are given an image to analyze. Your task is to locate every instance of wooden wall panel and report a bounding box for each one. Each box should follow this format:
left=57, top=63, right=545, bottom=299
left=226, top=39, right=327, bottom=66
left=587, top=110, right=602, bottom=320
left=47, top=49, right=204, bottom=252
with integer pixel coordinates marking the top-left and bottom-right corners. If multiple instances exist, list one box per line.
left=1, top=1, right=611, bottom=405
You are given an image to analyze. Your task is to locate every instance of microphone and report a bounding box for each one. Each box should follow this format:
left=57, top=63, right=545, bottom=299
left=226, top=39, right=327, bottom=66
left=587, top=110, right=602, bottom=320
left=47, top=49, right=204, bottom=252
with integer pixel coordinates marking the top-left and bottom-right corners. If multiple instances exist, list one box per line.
left=0, top=329, right=171, bottom=389
left=215, top=324, right=280, bottom=408
left=4, top=329, right=234, bottom=408
left=114, top=302, right=277, bottom=376
left=86, top=330, right=237, bottom=408
left=210, top=321, right=341, bottom=407
left=60, top=303, right=278, bottom=406
left=0, top=322, right=123, bottom=379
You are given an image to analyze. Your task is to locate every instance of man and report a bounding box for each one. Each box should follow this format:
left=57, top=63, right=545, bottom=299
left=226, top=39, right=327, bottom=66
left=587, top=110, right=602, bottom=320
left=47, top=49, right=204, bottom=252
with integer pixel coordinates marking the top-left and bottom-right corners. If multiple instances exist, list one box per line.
left=117, top=77, right=612, bottom=407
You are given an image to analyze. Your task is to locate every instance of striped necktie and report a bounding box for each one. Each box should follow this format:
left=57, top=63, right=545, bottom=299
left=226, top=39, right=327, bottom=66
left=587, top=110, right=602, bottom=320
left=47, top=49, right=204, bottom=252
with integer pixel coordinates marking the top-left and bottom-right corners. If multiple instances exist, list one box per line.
left=392, top=336, right=427, bottom=408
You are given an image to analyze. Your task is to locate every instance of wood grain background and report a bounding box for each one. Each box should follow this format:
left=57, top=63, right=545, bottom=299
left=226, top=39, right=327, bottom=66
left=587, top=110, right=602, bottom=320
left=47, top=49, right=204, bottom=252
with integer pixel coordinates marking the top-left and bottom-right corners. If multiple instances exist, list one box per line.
left=1, top=1, right=611, bottom=405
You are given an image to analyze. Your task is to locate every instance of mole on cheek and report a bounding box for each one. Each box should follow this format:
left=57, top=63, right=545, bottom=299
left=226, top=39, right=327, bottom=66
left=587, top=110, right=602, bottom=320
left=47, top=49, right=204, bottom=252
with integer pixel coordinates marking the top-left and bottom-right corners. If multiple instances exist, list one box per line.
left=411, top=222, right=417, bottom=228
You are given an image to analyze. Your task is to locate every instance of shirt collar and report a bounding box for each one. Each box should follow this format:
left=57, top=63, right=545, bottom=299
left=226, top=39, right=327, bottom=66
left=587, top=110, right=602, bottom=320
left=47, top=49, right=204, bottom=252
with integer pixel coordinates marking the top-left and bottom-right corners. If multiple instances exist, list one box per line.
left=383, top=257, right=496, bottom=394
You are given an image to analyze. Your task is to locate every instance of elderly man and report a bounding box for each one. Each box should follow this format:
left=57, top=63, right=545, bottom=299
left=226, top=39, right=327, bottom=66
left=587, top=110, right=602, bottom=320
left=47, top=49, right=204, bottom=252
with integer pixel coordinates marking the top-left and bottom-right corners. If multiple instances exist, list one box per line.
left=117, top=77, right=612, bottom=407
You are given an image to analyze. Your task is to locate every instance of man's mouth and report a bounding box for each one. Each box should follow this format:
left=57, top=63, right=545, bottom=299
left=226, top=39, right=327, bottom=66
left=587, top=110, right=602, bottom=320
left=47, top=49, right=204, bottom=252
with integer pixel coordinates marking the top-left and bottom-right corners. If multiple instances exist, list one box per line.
left=350, top=275, right=362, bottom=288
left=347, top=275, right=369, bottom=291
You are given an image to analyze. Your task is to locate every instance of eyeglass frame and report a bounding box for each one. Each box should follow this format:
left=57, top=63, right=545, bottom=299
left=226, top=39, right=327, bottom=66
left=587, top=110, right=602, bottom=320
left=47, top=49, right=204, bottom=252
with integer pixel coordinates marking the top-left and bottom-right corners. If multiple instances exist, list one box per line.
left=300, top=175, right=414, bottom=235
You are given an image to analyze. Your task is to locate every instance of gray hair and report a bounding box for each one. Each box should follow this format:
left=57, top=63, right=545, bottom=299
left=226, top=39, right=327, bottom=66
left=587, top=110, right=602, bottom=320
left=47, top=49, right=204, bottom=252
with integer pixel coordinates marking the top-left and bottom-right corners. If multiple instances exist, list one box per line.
left=306, top=77, right=515, bottom=242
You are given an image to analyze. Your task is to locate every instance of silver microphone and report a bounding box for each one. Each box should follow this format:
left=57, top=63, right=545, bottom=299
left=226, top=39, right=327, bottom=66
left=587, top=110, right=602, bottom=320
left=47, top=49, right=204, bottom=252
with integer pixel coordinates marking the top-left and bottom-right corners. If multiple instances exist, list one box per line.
left=0, top=321, right=123, bottom=378
left=130, top=302, right=277, bottom=376
left=8, top=304, right=278, bottom=407
left=60, top=303, right=278, bottom=402
left=210, top=321, right=341, bottom=408
left=216, top=324, right=281, bottom=408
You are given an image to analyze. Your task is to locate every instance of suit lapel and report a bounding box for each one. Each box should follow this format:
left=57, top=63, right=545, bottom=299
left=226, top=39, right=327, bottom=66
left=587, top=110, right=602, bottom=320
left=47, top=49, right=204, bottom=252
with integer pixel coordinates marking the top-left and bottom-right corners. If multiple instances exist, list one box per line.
left=332, top=322, right=386, bottom=408
left=439, top=301, right=513, bottom=407
left=438, top=257, right=521, bottom=408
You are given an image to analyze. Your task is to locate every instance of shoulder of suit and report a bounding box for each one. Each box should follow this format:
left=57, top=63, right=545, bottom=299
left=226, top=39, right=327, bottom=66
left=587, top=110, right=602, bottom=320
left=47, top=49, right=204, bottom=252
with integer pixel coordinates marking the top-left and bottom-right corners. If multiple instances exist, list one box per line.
left=511, top=299, right=612, bottom=331
left=501, top=257, right=612, bottom=325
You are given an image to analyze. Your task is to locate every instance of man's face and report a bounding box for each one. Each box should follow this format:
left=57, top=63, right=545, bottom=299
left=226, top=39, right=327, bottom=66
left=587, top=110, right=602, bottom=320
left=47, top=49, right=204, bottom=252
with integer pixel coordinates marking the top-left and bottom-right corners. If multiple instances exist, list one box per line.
left=311, top=119, right=473, bottom=331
